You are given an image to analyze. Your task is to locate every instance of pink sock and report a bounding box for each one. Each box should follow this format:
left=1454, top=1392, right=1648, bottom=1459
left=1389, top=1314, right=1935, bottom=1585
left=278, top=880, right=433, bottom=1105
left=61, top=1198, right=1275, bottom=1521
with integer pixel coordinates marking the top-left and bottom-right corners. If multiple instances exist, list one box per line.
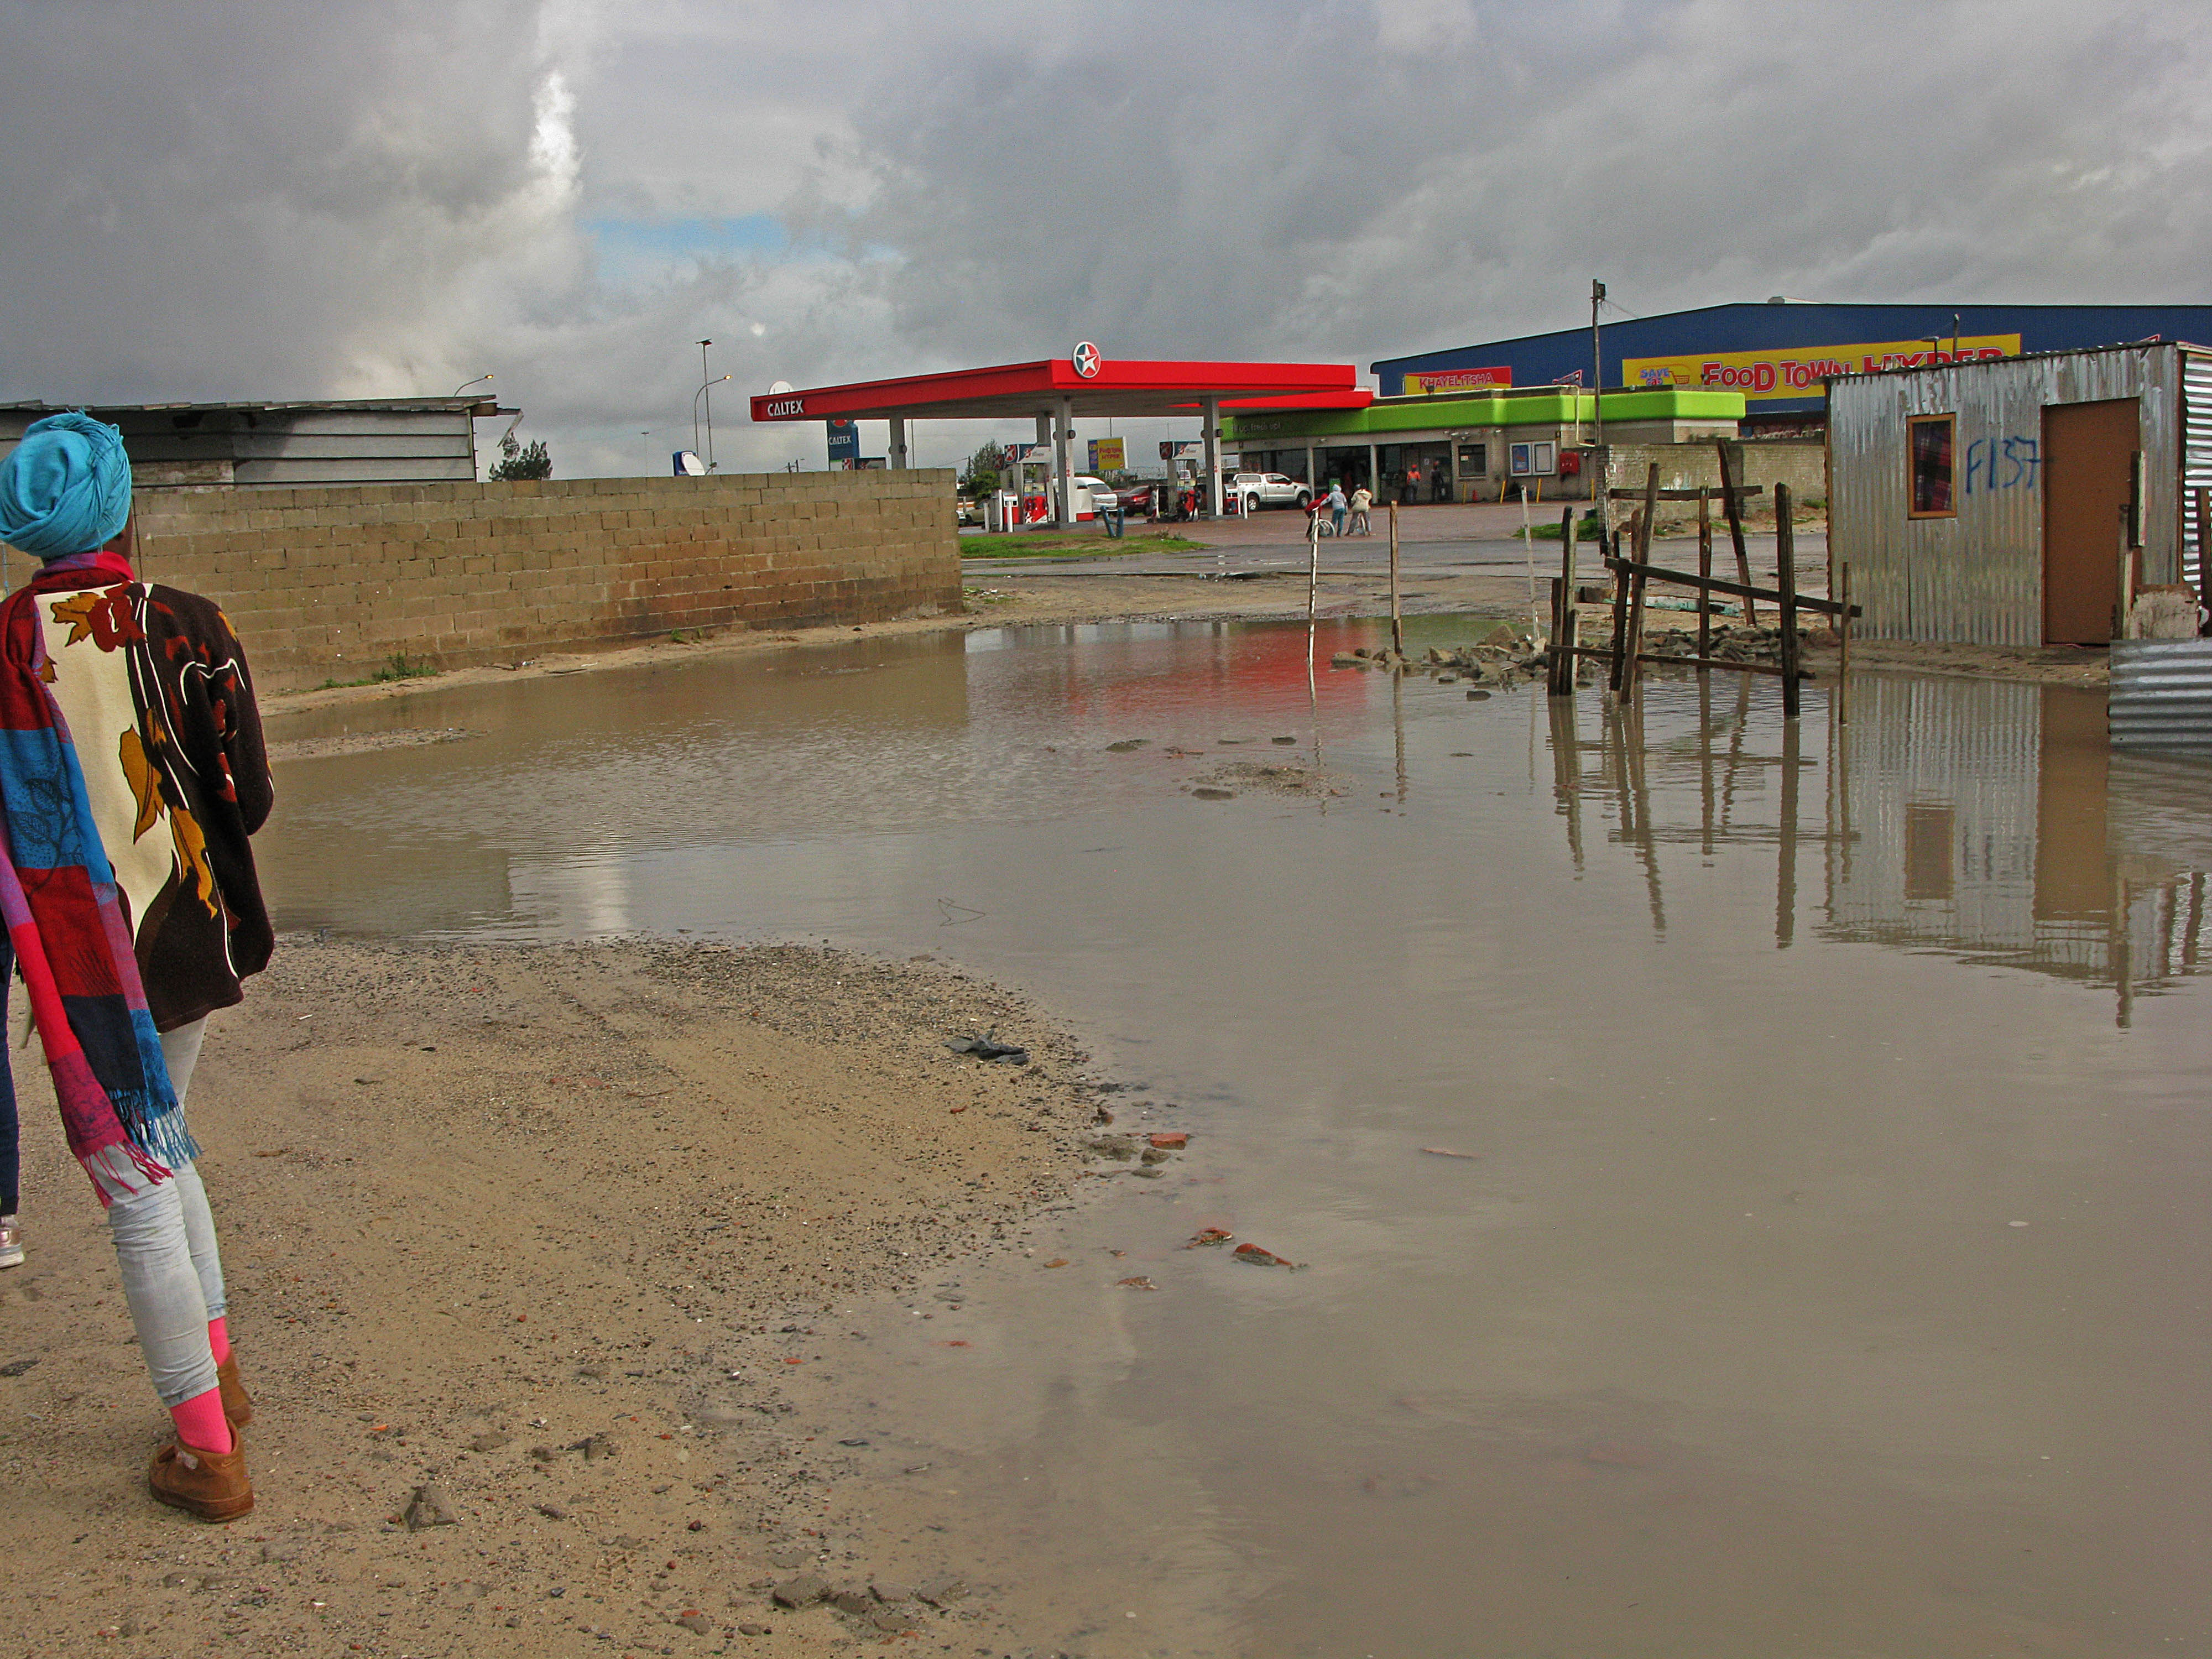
left=170, top=1386, right=232, bottom=1455
left=206, top=1317, right=231, bottom=1365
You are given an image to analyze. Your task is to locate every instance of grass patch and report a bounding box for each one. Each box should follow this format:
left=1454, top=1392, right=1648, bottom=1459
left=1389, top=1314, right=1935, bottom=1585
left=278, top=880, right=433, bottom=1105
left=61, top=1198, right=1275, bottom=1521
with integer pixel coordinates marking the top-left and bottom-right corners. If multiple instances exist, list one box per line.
left=316, top=652, right=440, bottom=691
left=1517, top=511, right=1606, bottom=541
left=961, top=531, right=1206, bottom=559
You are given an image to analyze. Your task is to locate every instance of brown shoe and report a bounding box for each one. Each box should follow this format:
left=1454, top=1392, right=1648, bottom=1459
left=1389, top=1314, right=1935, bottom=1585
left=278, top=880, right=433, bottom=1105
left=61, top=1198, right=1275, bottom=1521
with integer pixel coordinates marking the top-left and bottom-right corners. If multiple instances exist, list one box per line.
left=216, top=1353, right=253, bottom=1428
left=149, top=1431, right=254, bottom=1522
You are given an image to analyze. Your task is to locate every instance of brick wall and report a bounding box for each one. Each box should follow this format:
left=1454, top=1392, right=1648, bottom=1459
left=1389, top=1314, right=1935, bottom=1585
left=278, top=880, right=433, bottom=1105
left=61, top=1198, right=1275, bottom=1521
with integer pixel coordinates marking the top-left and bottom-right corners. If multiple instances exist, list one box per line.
left=124, top=469, right=961, bottom=692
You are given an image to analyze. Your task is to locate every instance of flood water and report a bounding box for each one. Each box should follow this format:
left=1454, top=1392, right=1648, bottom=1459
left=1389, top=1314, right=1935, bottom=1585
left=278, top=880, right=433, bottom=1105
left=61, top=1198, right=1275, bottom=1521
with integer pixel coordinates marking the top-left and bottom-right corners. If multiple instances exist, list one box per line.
left=262, top=622, right=2212, bottom=1657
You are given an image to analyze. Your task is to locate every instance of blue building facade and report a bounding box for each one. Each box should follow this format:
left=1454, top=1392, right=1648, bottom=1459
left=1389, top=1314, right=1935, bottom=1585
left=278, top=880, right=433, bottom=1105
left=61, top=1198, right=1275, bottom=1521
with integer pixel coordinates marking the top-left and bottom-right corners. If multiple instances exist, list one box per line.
left=1373, top=303, right=2212, bottom=432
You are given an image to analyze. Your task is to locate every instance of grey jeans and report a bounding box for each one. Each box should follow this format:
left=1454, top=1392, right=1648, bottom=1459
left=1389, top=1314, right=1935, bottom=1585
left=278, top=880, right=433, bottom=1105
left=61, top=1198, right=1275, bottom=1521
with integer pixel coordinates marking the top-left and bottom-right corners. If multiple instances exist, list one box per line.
left=106, top=1019, right=227, bottom=1408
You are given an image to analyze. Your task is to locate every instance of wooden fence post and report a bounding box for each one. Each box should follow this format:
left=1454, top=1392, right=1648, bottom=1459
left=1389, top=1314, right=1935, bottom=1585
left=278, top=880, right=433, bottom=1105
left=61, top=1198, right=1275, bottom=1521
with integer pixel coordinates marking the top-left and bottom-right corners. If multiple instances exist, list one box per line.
left=1388, top=499, right=1403, bottom=659
left=1715, top=441, right=1757, bottom=624
left=1549, top=506, right=1577, bottom=697
left=1607, top=513, right=1637, bottom=692
left=1695, top=488, right=1713, bottom=662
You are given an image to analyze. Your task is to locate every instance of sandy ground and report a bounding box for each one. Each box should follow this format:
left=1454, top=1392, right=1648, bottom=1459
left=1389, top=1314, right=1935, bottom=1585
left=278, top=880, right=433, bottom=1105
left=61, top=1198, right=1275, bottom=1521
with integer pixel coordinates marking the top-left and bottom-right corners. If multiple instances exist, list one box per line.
left=0, top=936, right=1121, bottom=1657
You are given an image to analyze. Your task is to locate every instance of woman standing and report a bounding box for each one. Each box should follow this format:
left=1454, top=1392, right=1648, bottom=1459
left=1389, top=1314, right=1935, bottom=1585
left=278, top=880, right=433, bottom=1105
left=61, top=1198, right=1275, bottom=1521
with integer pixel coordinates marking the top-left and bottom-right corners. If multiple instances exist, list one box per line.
left=0, top=413, right=274, bottom=1521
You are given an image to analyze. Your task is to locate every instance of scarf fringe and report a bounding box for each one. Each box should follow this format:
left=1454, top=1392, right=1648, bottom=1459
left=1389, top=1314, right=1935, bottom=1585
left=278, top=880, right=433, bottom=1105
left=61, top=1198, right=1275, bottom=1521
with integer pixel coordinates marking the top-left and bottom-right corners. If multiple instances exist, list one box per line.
left=111, top=1086, right=199, bottom=1172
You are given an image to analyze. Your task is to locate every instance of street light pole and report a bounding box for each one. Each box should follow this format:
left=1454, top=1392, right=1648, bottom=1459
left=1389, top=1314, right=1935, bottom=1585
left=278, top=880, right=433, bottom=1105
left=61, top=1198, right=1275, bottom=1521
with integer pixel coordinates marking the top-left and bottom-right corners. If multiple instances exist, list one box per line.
left=1590, top=279, right=1605, bottom=448
left=451, top=373, right=493, bottom=397
left=692, top=375, right=729, bottom=468
left=697, top=339, right=716, bottom=471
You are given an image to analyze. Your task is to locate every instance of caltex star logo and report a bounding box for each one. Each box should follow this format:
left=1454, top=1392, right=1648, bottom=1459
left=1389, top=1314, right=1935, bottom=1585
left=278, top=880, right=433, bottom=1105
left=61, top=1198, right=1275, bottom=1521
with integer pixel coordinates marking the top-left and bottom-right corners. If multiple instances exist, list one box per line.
left=1072, top=341, right=1102, bottom=378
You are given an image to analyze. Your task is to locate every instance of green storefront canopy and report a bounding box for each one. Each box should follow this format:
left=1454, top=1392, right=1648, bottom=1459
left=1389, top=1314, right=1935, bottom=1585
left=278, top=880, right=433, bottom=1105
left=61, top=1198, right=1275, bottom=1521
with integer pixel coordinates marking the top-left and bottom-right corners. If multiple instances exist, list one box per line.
left=1222, top=387, right=1744, bottom=442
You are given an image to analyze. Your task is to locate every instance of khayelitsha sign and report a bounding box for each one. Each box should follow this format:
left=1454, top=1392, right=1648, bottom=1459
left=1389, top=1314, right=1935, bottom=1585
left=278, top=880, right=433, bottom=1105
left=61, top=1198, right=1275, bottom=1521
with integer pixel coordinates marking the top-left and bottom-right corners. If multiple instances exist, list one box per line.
left=1625, top=335, right=2022, bottom=399
left=1402, top=365, right=1512, bottom=394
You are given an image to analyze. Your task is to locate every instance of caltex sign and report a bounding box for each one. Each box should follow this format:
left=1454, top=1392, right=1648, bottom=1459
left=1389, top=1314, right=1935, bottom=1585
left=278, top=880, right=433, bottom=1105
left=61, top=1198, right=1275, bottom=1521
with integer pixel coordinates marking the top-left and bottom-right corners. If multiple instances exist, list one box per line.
left=1072, top=341, right=1103, bottom=379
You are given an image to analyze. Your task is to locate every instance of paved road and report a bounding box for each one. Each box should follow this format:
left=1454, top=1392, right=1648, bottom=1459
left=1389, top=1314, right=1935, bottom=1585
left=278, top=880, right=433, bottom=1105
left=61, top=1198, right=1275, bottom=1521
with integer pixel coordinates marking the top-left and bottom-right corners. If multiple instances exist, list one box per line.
left=963, top=500, right=1829, bottom=593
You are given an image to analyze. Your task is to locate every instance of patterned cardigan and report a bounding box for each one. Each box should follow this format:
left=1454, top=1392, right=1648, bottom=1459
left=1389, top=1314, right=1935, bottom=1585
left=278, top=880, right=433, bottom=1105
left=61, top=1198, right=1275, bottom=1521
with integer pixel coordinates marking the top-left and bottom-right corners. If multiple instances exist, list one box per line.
left=39, top=580, right=273, bottom=1031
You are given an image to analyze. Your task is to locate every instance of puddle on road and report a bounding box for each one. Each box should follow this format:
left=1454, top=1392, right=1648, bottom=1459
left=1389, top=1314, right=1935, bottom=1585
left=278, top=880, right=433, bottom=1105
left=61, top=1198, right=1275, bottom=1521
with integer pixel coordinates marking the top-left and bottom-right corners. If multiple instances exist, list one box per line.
left=263, top=621, right=2212, bottom=1657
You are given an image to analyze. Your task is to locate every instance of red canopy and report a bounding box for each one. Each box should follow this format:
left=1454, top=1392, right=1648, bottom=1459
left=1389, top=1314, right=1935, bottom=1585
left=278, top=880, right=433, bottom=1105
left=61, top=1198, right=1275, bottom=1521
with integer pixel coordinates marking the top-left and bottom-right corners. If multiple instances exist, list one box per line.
left=749, top=357, right=1362, bottom=423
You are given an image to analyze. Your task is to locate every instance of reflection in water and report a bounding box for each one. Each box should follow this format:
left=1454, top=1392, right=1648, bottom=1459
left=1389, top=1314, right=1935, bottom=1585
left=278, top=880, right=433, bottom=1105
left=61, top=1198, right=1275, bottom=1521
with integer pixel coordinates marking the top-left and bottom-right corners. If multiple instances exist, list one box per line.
left=260, top=622, right=2212, bottom=1657
left=1551, top=674, right=2212, bottom=1022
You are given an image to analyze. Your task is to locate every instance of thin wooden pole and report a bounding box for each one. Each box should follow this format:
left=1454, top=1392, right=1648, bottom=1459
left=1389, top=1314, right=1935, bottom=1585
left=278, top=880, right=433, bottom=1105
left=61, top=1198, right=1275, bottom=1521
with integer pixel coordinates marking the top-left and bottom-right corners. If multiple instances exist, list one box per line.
left=1715, top=440, right=1756, bottom=624
left=1606, top=514, right=1637, bottom=692
left=1388, top=500, right=1403, bottom=658
left=1308, top=507, right=1322, bottom=633
left=1518, top=487, right=1542, bottom=640
left=1550, top=507, right=1577, bottom=696
left=1776, top=482, right=1801, bottom=719
left=1695, top=487, right=1713, bottom=663
left=1621, top=465, right=1658, bottom=693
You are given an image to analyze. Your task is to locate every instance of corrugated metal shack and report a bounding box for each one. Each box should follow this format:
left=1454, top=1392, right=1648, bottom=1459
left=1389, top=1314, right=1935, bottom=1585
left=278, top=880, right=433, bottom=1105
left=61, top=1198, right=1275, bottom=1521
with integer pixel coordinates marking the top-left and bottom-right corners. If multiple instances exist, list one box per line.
left=0, top=397, right=505, bottom=489
left=1827, top=342, right=2212, bottom=646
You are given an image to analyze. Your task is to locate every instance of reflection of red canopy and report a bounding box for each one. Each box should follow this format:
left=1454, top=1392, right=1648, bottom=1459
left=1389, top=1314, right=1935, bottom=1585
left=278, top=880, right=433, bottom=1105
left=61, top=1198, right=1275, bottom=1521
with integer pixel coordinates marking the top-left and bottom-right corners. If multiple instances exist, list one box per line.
left=749, top=358, right=1362, bottom=422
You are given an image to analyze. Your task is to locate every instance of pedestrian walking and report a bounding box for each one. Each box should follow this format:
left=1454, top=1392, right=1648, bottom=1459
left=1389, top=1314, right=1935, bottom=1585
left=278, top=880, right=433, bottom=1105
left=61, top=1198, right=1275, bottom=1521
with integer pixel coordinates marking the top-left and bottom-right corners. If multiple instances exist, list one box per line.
left=0, top=413, right=274, bottom=1521
left=1327, top=481, right=1348, bottom=538
left=1349, top=484, right=1373, bottom=536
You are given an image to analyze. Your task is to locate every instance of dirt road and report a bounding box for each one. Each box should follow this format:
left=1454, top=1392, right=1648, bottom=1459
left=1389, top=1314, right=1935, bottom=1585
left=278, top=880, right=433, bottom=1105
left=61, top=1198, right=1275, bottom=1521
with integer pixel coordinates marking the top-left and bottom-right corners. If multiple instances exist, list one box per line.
left=2, top=937, right=1109, bottom=1656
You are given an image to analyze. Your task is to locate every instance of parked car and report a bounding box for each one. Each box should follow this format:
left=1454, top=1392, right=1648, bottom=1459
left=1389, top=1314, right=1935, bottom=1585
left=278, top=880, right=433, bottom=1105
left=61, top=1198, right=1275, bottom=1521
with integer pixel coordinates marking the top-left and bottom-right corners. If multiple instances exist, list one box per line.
left=1108, top=480, right=1154, bottom=514
left=1228, top=472, right=1313, bottom=514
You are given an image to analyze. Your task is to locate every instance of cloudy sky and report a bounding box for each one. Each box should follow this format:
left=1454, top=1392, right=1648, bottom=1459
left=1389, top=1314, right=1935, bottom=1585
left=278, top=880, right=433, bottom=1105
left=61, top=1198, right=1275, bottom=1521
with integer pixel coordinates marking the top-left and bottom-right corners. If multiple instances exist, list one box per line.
left=2, top=0, right=2206, bottom=476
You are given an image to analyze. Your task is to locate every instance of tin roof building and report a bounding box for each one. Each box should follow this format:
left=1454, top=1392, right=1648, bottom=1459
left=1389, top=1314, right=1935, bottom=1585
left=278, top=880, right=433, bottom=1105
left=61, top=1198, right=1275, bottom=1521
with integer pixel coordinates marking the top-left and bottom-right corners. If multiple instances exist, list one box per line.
left=0, top=396, right=509, bottom=489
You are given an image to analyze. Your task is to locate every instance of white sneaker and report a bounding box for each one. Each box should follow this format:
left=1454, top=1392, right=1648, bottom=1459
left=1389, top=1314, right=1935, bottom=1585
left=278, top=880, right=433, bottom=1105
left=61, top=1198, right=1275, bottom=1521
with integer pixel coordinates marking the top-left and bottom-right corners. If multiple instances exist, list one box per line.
left=0, top=1216, right=22, bottom=1269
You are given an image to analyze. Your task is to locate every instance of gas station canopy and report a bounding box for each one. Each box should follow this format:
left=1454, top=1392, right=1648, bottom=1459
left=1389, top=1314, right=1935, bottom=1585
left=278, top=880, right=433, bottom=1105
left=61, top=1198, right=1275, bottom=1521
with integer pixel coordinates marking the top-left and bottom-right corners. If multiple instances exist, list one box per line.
left=747, top=357, right=1368, bottom=423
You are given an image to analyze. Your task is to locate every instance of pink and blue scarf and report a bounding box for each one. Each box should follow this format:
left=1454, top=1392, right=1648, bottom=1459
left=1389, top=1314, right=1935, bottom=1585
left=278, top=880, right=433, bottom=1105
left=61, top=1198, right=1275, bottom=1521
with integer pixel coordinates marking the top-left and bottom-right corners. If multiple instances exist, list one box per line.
left=0, top=548, right=191, bottom=1200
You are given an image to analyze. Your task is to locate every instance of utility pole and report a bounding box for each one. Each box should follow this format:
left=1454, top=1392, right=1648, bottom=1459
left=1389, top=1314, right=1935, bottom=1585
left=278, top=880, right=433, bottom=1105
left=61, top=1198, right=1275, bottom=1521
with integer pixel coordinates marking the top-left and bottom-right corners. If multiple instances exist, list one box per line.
left=697, top=339, right=715, bottom=469
left=1590, top=280, right=1606, bottom=447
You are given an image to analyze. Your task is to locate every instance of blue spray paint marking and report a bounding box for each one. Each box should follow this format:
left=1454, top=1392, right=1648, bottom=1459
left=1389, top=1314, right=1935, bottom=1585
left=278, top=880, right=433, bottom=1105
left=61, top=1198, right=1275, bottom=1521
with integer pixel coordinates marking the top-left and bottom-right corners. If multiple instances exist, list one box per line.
left=1963, top=436, right=2041, bottom=495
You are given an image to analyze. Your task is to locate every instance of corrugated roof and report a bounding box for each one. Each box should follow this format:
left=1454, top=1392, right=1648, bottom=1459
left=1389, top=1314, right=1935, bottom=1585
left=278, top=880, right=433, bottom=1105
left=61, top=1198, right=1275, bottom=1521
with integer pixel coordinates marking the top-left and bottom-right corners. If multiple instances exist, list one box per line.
left=0, top=398, right=511, bottom=416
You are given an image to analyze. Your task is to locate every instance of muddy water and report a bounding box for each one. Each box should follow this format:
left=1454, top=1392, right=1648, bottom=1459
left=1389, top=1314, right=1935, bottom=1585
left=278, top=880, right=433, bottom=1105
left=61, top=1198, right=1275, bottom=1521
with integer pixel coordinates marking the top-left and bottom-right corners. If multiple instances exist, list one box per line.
left=262, top=624, right=2212, bottom=1657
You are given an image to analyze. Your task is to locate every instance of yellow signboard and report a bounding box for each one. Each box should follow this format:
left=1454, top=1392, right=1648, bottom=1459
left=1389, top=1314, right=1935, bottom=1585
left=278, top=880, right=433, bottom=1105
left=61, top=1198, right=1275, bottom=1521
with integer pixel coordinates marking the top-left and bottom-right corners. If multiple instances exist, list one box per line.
left=1623, top=335, right=2022, bottom=400
left=1087, top=437, right=1126, bottom=472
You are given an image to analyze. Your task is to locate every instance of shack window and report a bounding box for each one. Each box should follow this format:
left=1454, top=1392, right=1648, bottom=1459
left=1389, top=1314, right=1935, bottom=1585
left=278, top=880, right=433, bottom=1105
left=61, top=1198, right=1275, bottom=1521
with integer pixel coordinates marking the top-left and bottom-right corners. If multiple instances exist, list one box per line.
left=1908, top=414, right=1955, bottom=518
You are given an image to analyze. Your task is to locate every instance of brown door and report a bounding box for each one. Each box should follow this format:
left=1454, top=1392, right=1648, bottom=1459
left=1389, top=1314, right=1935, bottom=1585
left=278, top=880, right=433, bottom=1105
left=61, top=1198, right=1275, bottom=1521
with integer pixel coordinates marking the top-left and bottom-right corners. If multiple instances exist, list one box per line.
left=2042, top=398, right=2138, bottom=644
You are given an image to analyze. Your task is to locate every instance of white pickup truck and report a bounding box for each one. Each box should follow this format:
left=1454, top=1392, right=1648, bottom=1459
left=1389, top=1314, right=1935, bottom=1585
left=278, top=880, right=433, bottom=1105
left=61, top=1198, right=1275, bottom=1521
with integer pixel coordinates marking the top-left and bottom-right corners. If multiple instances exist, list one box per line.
left=1228, top=472, right=1313, bottom=514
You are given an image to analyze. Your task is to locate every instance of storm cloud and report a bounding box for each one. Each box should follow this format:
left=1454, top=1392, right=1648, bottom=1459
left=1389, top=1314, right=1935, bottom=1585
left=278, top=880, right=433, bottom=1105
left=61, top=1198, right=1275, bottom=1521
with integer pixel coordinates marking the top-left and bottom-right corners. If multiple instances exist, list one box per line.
left=1, top=0, right=2205, bottom=476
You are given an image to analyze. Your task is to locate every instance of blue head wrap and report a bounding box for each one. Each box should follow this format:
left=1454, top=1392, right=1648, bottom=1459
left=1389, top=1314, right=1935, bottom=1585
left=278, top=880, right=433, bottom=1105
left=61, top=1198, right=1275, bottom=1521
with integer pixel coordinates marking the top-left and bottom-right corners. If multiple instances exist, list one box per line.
left=0, top=412, right=133, bottom=560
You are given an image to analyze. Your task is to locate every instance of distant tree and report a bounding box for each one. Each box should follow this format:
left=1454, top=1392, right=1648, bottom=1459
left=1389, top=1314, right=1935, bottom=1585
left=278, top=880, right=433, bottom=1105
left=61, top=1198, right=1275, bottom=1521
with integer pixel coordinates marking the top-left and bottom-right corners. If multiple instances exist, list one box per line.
left=961, top=439, right=1005, bottom=496
left=489, top=430, right=553, bottom=481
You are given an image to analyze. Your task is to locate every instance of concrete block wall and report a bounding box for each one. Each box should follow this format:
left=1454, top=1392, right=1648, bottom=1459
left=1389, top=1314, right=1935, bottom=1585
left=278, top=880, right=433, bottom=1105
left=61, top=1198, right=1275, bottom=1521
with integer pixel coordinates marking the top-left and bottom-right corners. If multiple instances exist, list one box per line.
left=126, top=469, right=961, bottom=692
left=1601, top=441, right=1829, bottom=515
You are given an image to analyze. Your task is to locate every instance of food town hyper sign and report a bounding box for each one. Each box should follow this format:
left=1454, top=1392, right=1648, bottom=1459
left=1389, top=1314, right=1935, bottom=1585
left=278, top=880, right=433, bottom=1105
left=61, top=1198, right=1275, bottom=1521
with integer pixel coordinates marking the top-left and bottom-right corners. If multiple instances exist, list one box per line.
left=1625, top=334, right=2022, bottom=399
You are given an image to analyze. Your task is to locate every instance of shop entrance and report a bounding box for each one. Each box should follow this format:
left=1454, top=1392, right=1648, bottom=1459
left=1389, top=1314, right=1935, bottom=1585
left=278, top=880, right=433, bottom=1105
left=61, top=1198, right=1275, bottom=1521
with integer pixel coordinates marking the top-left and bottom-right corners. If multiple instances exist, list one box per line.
left=1314, top=447, right=1370, bottom=496
left=1380, top=442, right=1453, bottom=505
left=2042, top=398, right=2138, bottom=644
